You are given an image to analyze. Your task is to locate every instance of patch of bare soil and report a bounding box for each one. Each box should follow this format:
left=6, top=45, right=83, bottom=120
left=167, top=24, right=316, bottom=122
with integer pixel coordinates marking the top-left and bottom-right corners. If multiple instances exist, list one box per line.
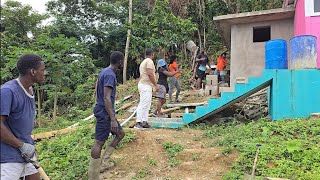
left=101, top=128, right=238, bottom=180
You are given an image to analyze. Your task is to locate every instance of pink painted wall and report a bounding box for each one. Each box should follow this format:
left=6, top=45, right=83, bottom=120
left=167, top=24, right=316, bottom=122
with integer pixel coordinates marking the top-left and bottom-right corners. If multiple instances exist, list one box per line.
left=294, top=0, right=320, bottom=68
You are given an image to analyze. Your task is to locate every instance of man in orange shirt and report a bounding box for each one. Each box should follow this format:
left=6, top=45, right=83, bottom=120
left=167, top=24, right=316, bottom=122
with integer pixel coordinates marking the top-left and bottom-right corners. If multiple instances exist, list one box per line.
left=168, top=55, right=182, bottom=103
left=214, top=53, right=228, bottom=84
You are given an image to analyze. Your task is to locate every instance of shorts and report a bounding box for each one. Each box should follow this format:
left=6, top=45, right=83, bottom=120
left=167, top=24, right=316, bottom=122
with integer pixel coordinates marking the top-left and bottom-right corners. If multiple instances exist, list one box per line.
left=156, top=85, right=166, bottom=99
left=1, top=162, right=38, bottom=180
left=94, top=105, right=123, bottom=141
left=197, top=69, right=206, bottom=80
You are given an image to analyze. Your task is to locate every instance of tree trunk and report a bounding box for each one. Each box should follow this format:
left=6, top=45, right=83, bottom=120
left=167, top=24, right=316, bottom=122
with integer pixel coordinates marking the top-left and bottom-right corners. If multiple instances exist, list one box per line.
left=37, top=88, right=41, bottom=127
left=197, top=29, right=202, bottom=50
left=203, top=28, right=206, bottom=51
left=53, top=88, right=58, bottom=121
left=202, top=0, right=206, bottom=50
left=123, top=0, right=133, bottom=84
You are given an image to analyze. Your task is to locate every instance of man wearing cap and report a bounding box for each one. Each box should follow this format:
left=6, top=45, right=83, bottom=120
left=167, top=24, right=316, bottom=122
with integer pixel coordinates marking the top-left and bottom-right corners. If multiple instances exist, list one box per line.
left=154, top=59, right=179, bottom=117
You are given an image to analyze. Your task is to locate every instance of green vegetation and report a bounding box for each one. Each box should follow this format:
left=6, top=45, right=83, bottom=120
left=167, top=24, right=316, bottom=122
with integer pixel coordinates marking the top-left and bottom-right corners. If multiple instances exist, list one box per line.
left=1, top=0, right=284, bottom=130
left=203, top=119, right=320, bottom=180
left=162, top=142, right=184, bottom=167
left=132, top=168, right=149, bottom=180
left=192, top=153, right=201, bottom=161
left=148, top=158, right=157, bottom=167
left=37, top=124, right=136, bottom=180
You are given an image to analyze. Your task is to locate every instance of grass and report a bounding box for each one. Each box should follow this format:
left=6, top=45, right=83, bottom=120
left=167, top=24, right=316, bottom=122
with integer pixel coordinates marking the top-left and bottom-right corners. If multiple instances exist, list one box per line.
left=162, top=142, right=184, bottom=167
left=37, top=123, right=136, bottom=180
left=132, top=168, right=149, bottom=180
left=148, top=158, right=157, bottom=167
left=202, top=118, right=320, bottom=180
left=33, top=108, right=93, bottom=134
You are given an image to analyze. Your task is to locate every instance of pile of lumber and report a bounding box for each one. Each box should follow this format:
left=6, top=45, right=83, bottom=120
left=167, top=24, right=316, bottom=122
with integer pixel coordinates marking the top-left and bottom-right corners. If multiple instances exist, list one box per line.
left=235, top=88, right=268, bottom=120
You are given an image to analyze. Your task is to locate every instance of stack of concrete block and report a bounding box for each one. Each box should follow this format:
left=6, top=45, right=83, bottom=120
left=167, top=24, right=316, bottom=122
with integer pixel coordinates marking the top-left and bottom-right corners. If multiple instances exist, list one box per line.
left=205, top=75, right=219, bottom=97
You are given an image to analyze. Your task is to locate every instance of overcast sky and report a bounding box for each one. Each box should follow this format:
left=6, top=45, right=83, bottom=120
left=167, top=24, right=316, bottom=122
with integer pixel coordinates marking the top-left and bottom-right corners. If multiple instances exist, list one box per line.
left=1, top=0, right=50, bottom=14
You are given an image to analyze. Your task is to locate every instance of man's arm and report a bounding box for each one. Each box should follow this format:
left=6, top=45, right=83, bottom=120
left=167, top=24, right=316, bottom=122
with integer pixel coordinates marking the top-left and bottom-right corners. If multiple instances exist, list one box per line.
left=146, top=68, right=158, bottom=90
left=163, top=70, right=179, bottom=77
left=103, top=86, right=118, bottom=132
left=196, top=57, right=205, bottom=62
left=0, top=115, right=23, bottom=148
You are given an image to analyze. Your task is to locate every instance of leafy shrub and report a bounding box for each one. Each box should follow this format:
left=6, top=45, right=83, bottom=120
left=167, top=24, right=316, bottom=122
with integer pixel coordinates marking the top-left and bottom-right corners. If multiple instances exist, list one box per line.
left=37, top=125, right=136, bottom=180
left=204, top=119, right=320, bottom=179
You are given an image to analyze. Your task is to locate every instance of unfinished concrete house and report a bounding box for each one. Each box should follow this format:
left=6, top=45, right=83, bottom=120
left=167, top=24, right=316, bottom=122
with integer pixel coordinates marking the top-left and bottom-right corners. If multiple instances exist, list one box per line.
left=212, top=7, right=295, bottom=87
left=213, top=0, right=320, bottom=87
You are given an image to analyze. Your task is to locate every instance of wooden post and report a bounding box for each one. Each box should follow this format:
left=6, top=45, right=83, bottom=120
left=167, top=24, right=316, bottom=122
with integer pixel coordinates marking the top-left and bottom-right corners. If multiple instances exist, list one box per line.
left=53, top=88, right=58, bottom=121
left=123, top=0, right=133, bottom=83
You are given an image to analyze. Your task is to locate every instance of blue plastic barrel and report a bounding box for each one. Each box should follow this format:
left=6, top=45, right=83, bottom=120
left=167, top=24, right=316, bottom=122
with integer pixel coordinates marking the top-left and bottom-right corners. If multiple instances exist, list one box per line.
left=265, top=39, right=288, bottom=69
left=290, top=35, right=318, bottom=69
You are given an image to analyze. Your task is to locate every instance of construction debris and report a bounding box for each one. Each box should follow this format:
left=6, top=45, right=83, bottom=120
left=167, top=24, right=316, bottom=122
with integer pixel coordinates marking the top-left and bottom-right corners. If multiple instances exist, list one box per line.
left=235, top=88, right=268, bottom=120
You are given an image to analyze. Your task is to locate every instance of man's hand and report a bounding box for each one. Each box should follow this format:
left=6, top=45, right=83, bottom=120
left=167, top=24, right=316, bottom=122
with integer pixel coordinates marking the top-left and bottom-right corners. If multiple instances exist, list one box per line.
left=19, top=142, right=35, bottom=160
left=110, top=119, right=119, bottom=133
left=154, top=84, right=159, bottom=92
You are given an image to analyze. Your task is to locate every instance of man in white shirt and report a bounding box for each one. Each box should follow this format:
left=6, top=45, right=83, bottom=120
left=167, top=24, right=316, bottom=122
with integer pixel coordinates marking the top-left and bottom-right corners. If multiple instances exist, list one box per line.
left=135, top=48, right=159, bottom=128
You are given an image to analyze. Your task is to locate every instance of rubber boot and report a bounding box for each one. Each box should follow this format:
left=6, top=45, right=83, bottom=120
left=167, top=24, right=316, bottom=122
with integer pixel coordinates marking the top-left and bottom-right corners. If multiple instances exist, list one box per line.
left=100, top=146, right=115, bottom=173
left=88, top=158, right=101, bottom=180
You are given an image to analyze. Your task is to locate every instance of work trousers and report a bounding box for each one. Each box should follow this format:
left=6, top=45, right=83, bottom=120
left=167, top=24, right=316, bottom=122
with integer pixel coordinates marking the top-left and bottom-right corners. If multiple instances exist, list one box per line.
left=214, top=70, right=225, bottom=84
left=136, top=83, right=153, bottom=122
left=168, top=76, right=181, bottom=101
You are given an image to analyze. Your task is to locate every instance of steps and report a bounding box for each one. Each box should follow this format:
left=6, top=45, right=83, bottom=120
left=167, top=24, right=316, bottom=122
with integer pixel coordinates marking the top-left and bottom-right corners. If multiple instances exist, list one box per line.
left=151, top=72, right=272, bottom=128
left=151, top=69, right=320, bottom=128
left=183, top=73, right=273, bottom=124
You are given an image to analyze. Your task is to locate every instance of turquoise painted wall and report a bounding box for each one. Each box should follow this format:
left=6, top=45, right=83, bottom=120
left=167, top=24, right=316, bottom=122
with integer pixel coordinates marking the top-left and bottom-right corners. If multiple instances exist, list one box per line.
left=265, top=69, right=320, bottom=120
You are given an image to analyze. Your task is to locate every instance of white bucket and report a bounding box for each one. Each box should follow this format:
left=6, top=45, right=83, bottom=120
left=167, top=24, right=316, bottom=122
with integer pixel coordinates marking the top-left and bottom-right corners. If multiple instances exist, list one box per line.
left=186, top=40, right=197, bottom=52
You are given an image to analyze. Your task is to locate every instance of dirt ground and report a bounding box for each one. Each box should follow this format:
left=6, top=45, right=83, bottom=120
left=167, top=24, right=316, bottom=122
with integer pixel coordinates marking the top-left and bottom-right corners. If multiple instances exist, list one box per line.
left=101, top=128, right=238, bottom=180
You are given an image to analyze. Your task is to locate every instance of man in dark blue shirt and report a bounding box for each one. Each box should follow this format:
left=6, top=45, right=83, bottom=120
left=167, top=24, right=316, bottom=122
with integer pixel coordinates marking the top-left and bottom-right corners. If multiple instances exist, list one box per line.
left=1, top=54, right=46, bottom=180
left=88, top=51, right=125, bottom=179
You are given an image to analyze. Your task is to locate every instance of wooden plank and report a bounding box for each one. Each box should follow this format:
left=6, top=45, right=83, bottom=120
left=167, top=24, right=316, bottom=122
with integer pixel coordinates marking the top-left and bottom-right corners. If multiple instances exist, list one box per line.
left=116, top=100, right=137, bottom=112
left=32, top=127, right=78, bottom=140
left=166, top=101, right=207, bottom=108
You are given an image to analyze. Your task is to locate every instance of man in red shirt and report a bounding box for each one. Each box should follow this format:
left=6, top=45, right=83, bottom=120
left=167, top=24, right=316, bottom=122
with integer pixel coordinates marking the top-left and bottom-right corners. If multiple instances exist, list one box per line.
left=214, top=53, right=228, bottom=84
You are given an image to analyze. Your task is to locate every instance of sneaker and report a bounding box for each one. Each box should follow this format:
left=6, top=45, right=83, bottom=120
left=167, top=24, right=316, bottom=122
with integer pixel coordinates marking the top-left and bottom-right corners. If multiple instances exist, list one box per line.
left=134, top=122, right=144, bottom=129
left=152, top=111, right=157, bottom=117
left=142, top=121, right=152, bottom=128
left=176, top=99, right=182, bottom=103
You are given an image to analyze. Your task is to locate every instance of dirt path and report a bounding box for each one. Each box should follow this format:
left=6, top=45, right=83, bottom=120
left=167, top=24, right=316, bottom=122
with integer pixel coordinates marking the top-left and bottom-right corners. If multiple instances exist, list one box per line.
left=101, top=128, right=238, bottom=180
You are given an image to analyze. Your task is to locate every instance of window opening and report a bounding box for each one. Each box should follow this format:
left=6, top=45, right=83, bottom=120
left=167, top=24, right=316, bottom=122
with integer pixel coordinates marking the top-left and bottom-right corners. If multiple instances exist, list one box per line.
left=253, top=26, right=271, bottom=42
